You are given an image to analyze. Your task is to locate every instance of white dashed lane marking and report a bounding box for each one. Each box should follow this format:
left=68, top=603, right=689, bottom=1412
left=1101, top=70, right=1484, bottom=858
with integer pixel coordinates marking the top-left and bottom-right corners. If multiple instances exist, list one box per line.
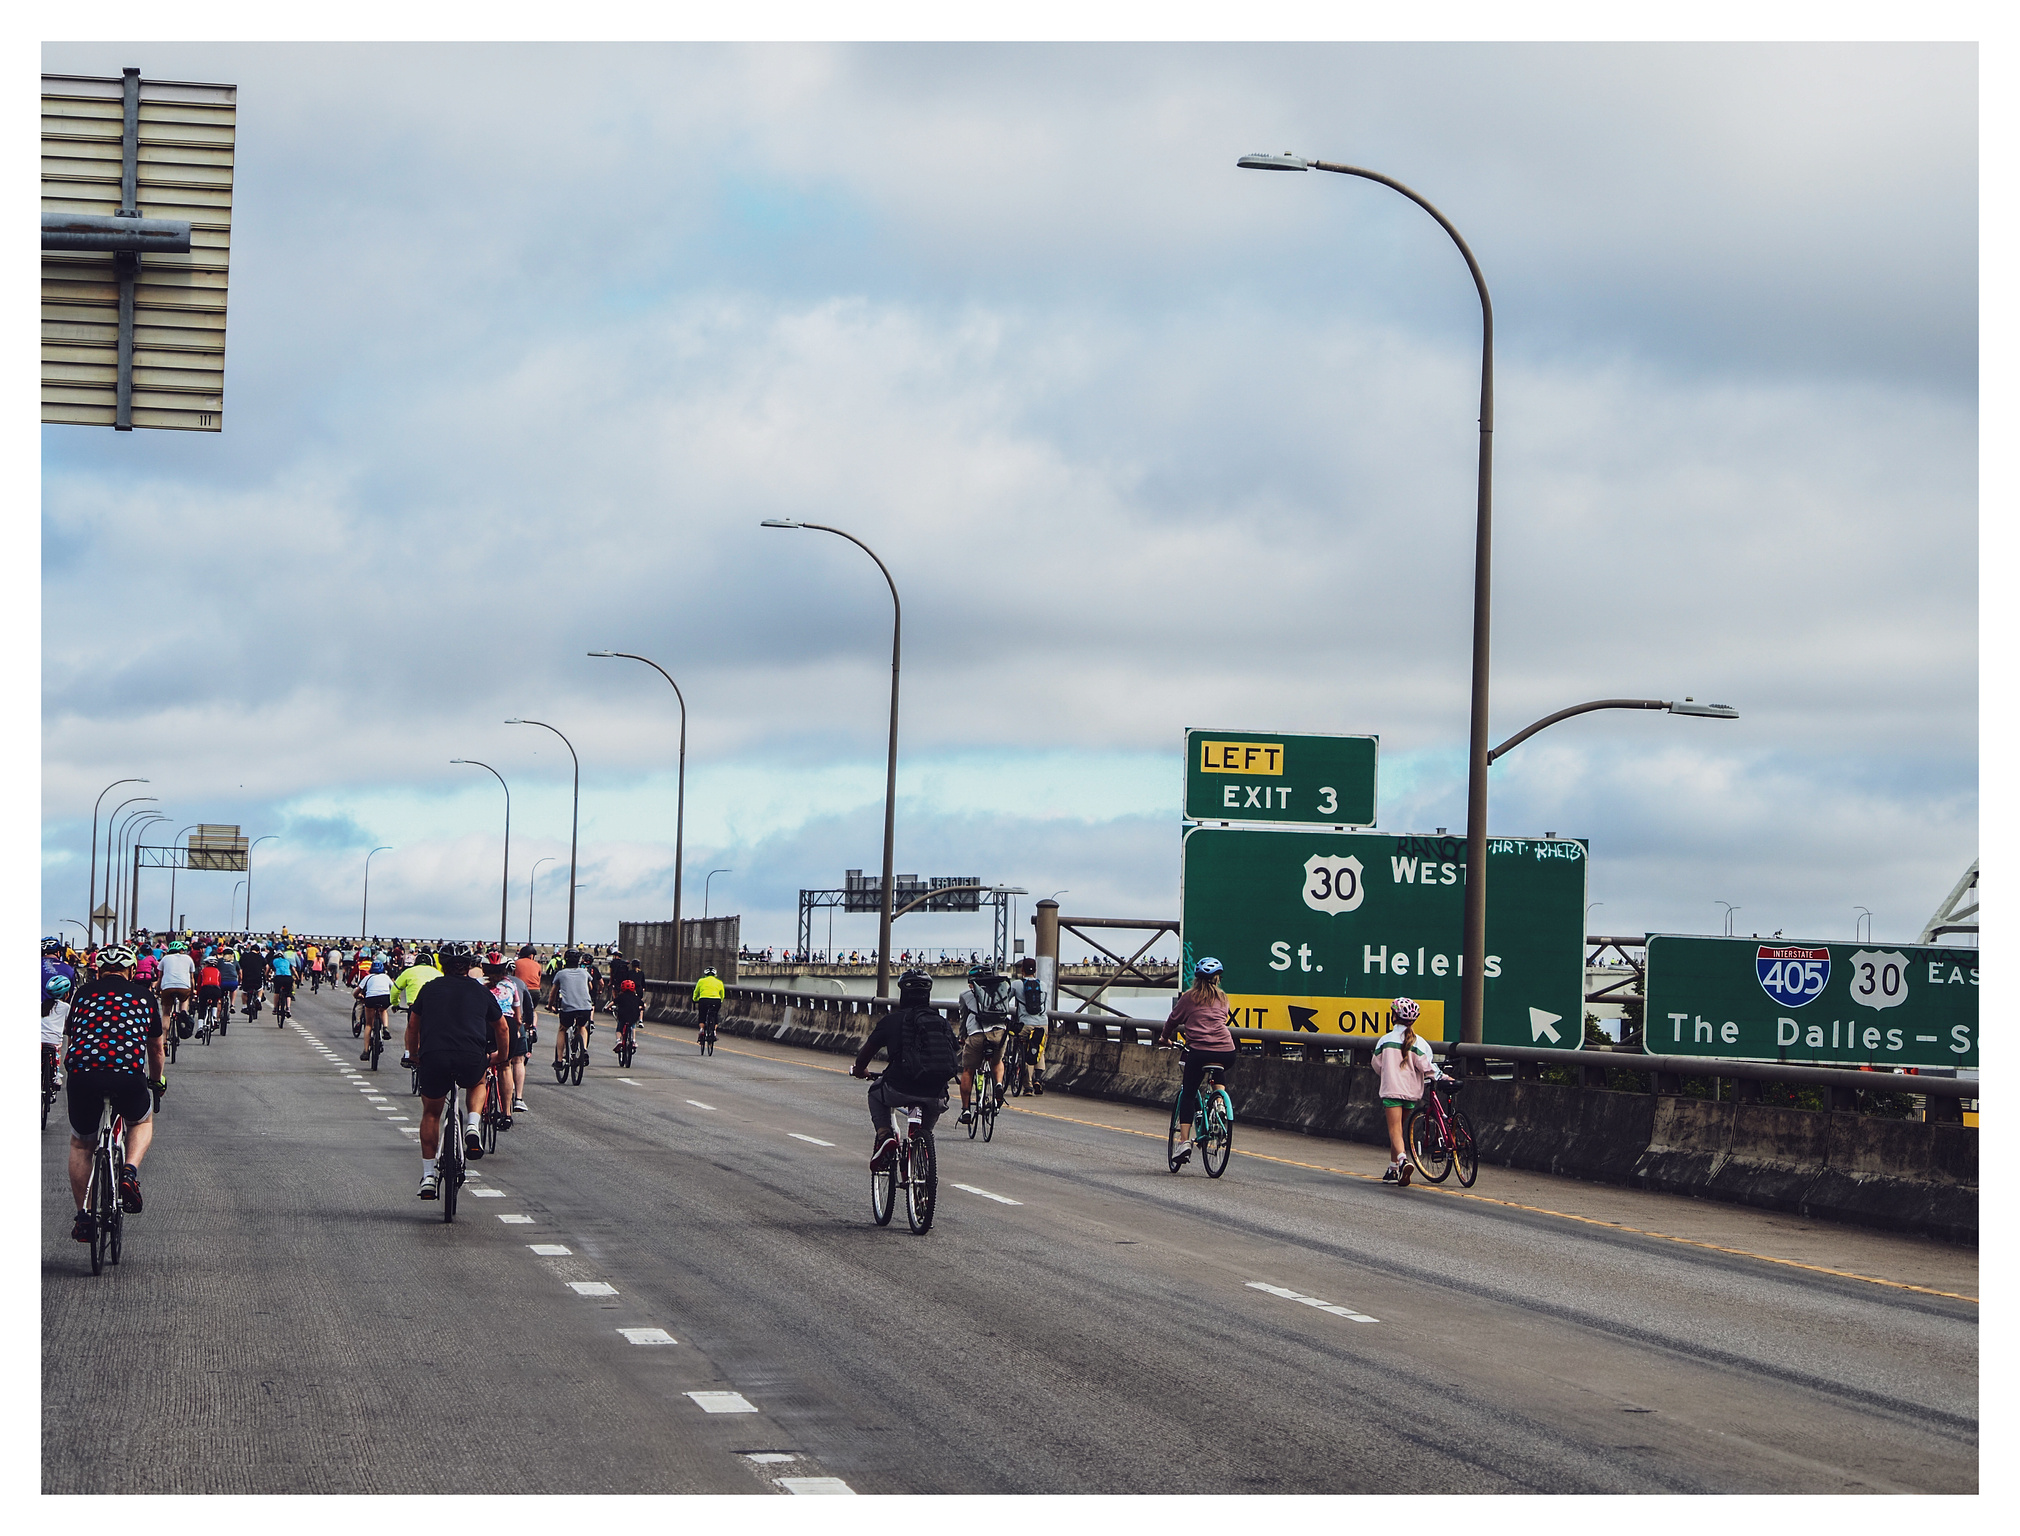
left=528, top=1244, right=571, bottom=1256
left=471, top=1188, right=505, bottom=1197
left=1246, top=1280, right=1379, bottom=1323
left=686, top=1100, right=716, bottom=1110
left=953, top=1184, right=1023, bottom=1206
left=788, top=1133, right=835, bottom=1147
left=569, top=1281, right=617, bottom=1296
left=497, top=1214, right=535, bottom=1224
left=618, top=1328, right=676, bottom=1346
left=744, top=1454, right=796, bottom=1465
left=780, top=1478, right=855, bottom=1495
left=687, top=1391, right=758, bottom=1414
left=619, top=1077, right=643, bottom=1086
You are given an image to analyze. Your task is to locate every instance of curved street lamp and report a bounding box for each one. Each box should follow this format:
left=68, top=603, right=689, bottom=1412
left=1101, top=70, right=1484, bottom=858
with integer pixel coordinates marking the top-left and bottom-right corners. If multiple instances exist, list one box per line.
left=114, top=807, right=164, bottom=938
left=760, top=518, right=903, bottom=997
left=99, top=794, right=156, bottom=941
left=1717, top=901, right=1741, bottom=938
left=165, top=823, right=199, bottom=932
left=452, top=759, right=512, bottom=951
left=506, top=719, right=580, bottom=948
left=528, top=855, right=558, bottom=946
left=362, top=846, right=392, bottom=936
left=1239, top=150, right=1495, bottom=1042
left=704, top=868, right=732, bottom=918
left=232, top=879, right=247, bottom=927
left=244, top=834, right=277, bottom=933
left=1486, top=698, right=1738, bottom=764
left=87, top=777, right=147, bottom=943
left=120, top=814, right=169, bottom=935
left=589, top=652, right=690, bottom=970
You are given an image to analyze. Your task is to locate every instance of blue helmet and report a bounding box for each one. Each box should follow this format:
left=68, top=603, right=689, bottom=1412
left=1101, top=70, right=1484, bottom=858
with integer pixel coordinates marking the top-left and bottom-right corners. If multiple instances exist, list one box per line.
left=45, top=974, right=72, bottom=998
left=1193, top=956, right=1224, bottom=977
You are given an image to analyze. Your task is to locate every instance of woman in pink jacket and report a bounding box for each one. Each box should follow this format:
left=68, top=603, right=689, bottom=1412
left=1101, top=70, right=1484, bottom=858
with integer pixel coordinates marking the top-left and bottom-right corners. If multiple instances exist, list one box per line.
left=1155, top=957, right=1237, bottom=1168
left=1373, top=996, right=1444, bottom=1185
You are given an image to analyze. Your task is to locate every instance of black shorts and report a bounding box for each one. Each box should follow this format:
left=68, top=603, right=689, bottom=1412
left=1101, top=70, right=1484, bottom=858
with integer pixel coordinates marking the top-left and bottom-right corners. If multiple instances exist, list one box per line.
left=273, top=976, right=295, bottom=997
left=197, top=983, right=223, bottom=1006
left=67, top=1070, right=154, bottom=1141
left=416, top=1055, right=489, bottom=1099
left=559, top=1009, right=591, bottom=1034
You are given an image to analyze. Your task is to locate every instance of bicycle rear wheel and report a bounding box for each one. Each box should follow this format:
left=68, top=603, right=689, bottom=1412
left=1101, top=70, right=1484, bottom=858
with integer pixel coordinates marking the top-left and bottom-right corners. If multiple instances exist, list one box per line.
left=441, top=1141, right=461, bottom=1223
left=570, top=1045, right=586, bottom=1086
left=1202, top=1091, right=1234, bottom=1178
left=167, top=1030, right=178, bottom=1065
left=482, top=1103, right=499, bottom=1156
left=905, top=1132, right=937, bottom=1233
left=871, top=1153, right=896, bottom=1226
left=88, top=1152, right=110, bottom=1275
left=369, top=1028, right=383, bottom=1071
left=1452, top=1109, right=1479, bottom=1187
left=981, top=1094, right=997, bottom=1142
left=1407, top=1106, right=1453, bottom=1184
left=704, top=1030, right=715, bottom=1056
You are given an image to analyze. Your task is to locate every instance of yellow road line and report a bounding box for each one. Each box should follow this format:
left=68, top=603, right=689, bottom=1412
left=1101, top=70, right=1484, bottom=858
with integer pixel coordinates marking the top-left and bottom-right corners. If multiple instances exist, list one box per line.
left=642, top=1024, right=1978, bottom=1304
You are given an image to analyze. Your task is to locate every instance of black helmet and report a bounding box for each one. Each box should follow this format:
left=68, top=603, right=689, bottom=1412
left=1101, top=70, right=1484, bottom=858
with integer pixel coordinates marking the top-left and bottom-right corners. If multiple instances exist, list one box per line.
left=897, top=968, right=933, bottom=1000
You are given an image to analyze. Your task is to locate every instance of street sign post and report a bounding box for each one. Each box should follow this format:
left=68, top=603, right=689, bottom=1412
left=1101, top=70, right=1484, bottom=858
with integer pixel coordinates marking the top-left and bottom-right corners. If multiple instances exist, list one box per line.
left=1644, top=935, right=1978, bottom=1070
left=1183, top=728, right=1377, bottom=828
left=1181, top=827, right=1584, bottom=1046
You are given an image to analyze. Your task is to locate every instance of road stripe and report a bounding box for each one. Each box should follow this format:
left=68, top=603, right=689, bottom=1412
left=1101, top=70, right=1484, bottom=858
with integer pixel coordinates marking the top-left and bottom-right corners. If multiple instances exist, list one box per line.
left=569, top=1281, right=617, bottom=1296
left=686, top=1100, right=716, bottom=1110
left=687, top=1391, right=758, bottom=1414
left=779, top=1478, right=855, bottom=1494
left=1246, top=1280, right=1378, bottom=1323
left=528, top=1244, right=571, bottom=1256
left=788, top=1133, right=835, bottom=1147
left=953, top=1183, right=1023, bottom=1206
left=744, top=1454, right=797, bottom=1464
left=618, top=1328, right=676, bottom=1345
left=619, top=1077, right=643, bottom=1085
left=497, top=1214, right=535, bottom=1224
left=471, top=1188, right=505, bottom=1197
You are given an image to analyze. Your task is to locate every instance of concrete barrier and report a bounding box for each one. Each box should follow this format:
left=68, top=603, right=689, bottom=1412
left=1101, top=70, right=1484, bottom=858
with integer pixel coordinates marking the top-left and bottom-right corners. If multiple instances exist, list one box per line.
left=644, top=982, right=1977, bottom=1244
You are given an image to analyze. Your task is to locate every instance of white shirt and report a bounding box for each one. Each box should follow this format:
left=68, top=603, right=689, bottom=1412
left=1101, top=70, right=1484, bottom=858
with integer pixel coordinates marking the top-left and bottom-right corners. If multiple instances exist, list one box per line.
left=159, top=952, right=195, bottom=990
left=361, top=972, right=392, bottom=999
left=42, top=999, right=69, bottom=1047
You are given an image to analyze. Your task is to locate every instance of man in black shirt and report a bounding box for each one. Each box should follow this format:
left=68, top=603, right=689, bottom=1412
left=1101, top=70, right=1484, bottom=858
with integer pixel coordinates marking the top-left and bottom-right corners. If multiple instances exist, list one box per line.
left=402, top=945, right=507, bottom=1198
left=851, top=969, right=958, bottom=1165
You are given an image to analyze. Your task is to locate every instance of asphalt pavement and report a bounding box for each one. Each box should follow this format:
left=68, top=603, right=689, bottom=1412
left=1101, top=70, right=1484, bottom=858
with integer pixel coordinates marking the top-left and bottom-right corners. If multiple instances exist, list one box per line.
left=43, top=984, right=1978, bottom=1494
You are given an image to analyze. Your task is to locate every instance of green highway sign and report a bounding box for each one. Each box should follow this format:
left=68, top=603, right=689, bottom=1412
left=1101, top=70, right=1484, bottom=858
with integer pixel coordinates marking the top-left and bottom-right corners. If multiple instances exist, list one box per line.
left=1180, top=826, right=1585, bottom=1047
left=1644, top=935, right=1979, bottom=1070
left=1183, top=728, right=1378, bottom=828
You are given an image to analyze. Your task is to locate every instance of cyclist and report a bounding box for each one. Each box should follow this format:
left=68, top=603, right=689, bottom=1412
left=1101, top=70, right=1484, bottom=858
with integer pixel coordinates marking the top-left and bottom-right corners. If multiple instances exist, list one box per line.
left=514, top=944, right=544, bottom=997
left=1153, top=956, right=1236, bottom=1168
left=955, top=963, right=1017, bottom=1124
left=158, top=940, right=195, bottom=1029
left=239, top=944, right=269, bottom=1014
left=133, top=943, right=161, bottom=989
left=43, top=973, right=72, bottom=1105
left=390, top=950, right=443, bottom=1014
left=356, top=959, right=394, bottom=1059
left=307, top=944, right=324, bottom=993
left=268, top=943, right=298, bottom=1019
left=1011, top=956, right=1049, bottom=1095
left=403, top=945, right=508, bottom=1196
left=692, top=966, right=725, bottom=1046
left=1375, top=997, right=1444, bottom=1186
left=484, top=951, right=535, bottom=1121
left=195, top=951, right=225, bottom=1031
left=850, top=968, right=958, bottom=1163
left=612, top=966, right=644, bottom=1056
left=60, top=946, right=164, bottom=1241
left=549, top=950, right=594, bottom=1069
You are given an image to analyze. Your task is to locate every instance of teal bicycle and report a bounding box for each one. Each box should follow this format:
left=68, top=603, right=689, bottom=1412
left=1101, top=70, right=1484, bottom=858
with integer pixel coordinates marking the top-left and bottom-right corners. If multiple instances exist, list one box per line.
left=1166, top=1058, right=1234, bottom=1177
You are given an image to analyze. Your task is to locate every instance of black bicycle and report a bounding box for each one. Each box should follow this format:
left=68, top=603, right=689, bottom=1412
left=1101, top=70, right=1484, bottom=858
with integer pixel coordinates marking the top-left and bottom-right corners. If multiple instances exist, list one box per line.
left=273, top=988, right=291, bottom=1027
left=481, top=1064, right=505, bottom=1155
left=553, top=1018, right=590, bottom=1085
left=83, top=1102, right=128, bottom=1275
left=437, top=1081, right=466, bottom=1222
left=362, top=1007, right=390, bottom=1071
left=696, top=1000, right=720, bottom=1055
left=615, top=1020, right=637, bottom=1069
left=1005, top=1026, right=1046, bottom=1097
left=41, top=1050, right=60, bottom=1131
left=867, top=1073, right=938, bottom=1235
left=1406, top=1072, right=1479, bottom=1187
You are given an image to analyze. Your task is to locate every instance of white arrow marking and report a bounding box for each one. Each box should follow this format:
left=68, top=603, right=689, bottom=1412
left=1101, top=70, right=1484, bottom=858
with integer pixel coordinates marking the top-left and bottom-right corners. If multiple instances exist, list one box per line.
left=1530, top=1007, right=1563, bottom=1044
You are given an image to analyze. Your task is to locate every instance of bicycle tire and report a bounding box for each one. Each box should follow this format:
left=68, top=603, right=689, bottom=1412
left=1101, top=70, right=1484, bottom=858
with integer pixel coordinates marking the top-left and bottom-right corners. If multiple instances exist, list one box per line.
left=42, top=1087, right=53, bottom=1131
left=1202, top=1091, right=1234, bottom=1178
left=905, top=1132, right=937, bottom=1234
left=981, top=1097, right=996, bottom=1142
left=871, top=1153, right=896, bottom=1226
left=441, top=1124, right=461, bottom=1222
left=967, top=1104, right=980, bottom=1139
left=1452, top=1108, right=1479, bottom=1187
left=1003, top=1038, right=1022, bottom=1097
left=369, top=1030, right=382, bottom=1071
left=570, top=1048, right=586, bottom=1086
left=704, top=1032, right=715, bottom=1056
left=167, top=1031, right=177, bottom=1065
left=1167, top=1109, right=1188, bottom=1172
left=1406, top=1106, right=1454, bottom=1184
left=88, top=1153, right=109, bottom=1275
left=109, top=1201, right=122, bottom=1265
left=552, top=1057, right=568, bottom=1083
left=482, top=1105, right=499, bottom=1156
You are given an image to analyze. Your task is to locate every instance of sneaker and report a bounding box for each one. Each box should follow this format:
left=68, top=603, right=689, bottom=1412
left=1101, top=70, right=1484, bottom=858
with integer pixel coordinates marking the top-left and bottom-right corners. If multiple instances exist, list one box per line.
left=1382, top=1163, right=1398, bottom=1182
left=465, top=1130, right=484, bottom=1159
left=1032, top=1080, right=1045, bottom=1096
left=957, top=1107, right=974, bottom=1125
left=119, top=1163, right=143, bottom=1213
left=1396, top=1161, right=1413, bottom=1187
left=498, top=1115, right=513, bottom=1130
left=71, top=1208, right=95, bottom=1242
left=513, top=1098, right=528, bottom=1112
left=871, top=1137, right=898, bottom=1169
left=360, top=1047, right=373, bottom=1061
left=417, top=1174, right=438, bottom=1200
left=992, top=1087, right=1006, bottom=1108
left=1170, top=1146, right=1193, bottom=1169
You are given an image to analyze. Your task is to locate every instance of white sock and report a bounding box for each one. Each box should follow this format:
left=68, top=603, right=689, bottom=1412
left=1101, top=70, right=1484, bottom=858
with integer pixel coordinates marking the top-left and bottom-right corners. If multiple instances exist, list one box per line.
left=422, top=1157, right=436, bottom=1179
left=467, top=1111, right=481, bottom=1134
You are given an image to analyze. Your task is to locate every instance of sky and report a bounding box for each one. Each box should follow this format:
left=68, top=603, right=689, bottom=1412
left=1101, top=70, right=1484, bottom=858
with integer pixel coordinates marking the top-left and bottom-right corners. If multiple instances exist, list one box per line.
left=39, top=41, right=1978, bottom=955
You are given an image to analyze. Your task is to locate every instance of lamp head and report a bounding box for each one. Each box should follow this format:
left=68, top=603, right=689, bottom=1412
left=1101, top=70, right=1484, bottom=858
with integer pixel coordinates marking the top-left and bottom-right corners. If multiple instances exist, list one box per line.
left=759, top=518, right=803, bottom=529
left=587, top=651, right=614, bottom=657
left=1667, top=699, right=1740, bottom=719
left=505, top=718, right=524, bottom=725
left=1238, top=152, right=1311, bottom=172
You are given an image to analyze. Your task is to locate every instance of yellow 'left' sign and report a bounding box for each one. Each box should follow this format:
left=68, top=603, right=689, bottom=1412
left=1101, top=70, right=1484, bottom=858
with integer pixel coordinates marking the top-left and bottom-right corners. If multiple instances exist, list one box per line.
left=1199, top=740, right=1284, bottom=776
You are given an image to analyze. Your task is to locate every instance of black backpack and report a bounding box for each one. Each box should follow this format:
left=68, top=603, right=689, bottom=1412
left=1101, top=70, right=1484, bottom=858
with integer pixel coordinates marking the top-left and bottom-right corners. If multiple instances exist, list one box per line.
left=1021, top=978, right=1046, bottom=1017
left=895, top=1005, right=957, bottom=1088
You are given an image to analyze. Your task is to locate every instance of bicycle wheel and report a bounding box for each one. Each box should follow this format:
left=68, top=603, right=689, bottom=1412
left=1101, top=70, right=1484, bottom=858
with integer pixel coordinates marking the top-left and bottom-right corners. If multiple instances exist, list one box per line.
left=1201, top=1092, right=1234, bottom=1178
left=1004, top=1039, right=1023, bottom=1097
left=570, top=1046, right=586, bottom=1086
left=704, top=1030, right=715, bottom=1056
left=871, top=1150, right=896, bottom=1226
left=41, top=1086, right=53, bottom=1131
left=1407, top=1106, right=1453, bottom=1184
left=167, top=1031, right=178, bottom=1065
left=87, top=1153, right=109, bottom=1275
left=967, top=1101, right=980, bottom=1139
left=369, top=1029, right=383, bottom=1071
left=482, top=1104, right=499, bottom=1156
left=1452, top=1109, right=1479, bottom=1187
left=905, top=1132, right=937, bottom=1234
left=441, top=1128, right=461, bottom=1222
left=981, top=1096, right=996, bottom=1143
left=109, top=1200, right=123, bottom=1265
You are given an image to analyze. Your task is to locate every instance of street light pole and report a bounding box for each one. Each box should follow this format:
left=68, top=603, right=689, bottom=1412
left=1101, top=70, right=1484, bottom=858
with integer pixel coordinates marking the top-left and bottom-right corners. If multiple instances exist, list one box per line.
left=113, top=806, right=163, bottom=939
left=528, top=856, right=557, bottom=946
left=87, top=777, right=147, bottom=946
left=99, top=794, right=156, bottom=942
left=1486, top=698, right=1738, bottom=764
left=761, top=518, right=903, bottom=998
left=452, top=759, right=512, bottom=951
left=589, top=652, right=689, bottom=975
left=165, top=823, right=198, bottom=931
left=122, top=814, right=168, bottom=936
left=506, top=719, right=580, bottom=949
left=245, top=834, right=277, bottom=933
left=1239, top=150, right=1494, bottom=1043
left=705, top=868, right=732, bottom=918
left=1717, top=901, right=1740, bottom=938
left=362, top=846, right=391, bottom=936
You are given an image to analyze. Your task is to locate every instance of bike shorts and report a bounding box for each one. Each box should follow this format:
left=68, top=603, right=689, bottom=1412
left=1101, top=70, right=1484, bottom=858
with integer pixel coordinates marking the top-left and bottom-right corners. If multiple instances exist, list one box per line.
left=67, top=1070, right=153, bottom=1141
left=415, top=1054, right=488, bottom=1099
left=960, top=1027, right=1007, bottom=1075
left=197, top=984, right=223, bottom=1007
left=1381, top=1096, right=1420, bottom=1110
left=272, top=976, right=295, bottom=998
left=559, top=1009, right=591, bottom=1034
left=161, top=987, right=191, bottom=1012
left=696, top=998, right=722, bottom=1025
left=1180, top=1048, right=1238, bottom=1107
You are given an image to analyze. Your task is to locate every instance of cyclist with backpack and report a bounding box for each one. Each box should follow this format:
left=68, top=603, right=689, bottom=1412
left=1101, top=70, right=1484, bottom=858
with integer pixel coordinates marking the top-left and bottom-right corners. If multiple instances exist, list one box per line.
left=850, top=969, right=958, bottom=1163
left=1011, top=956, right=1049, bottom=1096
left=956, top=963, right=1017, bottom=1124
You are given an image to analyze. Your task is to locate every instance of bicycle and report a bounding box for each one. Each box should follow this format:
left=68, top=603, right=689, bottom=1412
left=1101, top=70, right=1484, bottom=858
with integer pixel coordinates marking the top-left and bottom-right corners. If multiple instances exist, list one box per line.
left=436, top=1080, right=466, bottom=1222
left=362, top=1007, right=391, bottom=1072
left=966, top=1035, right=1004, bottom=1142
left=1005, top=1026, right=1046, bottom=1097
left=696, top=1002, right=718, bottom=1055
left=273, top=988, right=291, bottom=1027
left=192, top=1000, right=217, bottom=1047
left=481, top=1065, right=505, bottom=1154
left=614, top=1020, right=637, bottom=1069
left=244, top=988, right=263, bottom=1023
left=41, top=1050, right=60, bottom=1131
left=83, top=1102, right=128, bottom=1275
left=1406, top=1071, right=1479, bottom=1187
left=1167, top=1060, right=1234, bottom=1178
left=553, top=1017, right=590, bottom=1085
left=867, top=1073, right=938, bottom=1235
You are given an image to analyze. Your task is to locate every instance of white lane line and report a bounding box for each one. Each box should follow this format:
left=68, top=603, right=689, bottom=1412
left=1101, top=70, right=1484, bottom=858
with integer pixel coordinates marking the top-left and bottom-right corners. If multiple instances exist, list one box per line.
left=528, top=1244, right=571, bottom=1256
left=471, top=1188, right=505, bottom=1197
left=953, top=1184, right=1023, bottom=1206
left=1246, top=1280, right=1378, bottom=1323
left=779, top=1478, right=855, bottom=1495
left=686, top=1100, right=716, bottom=1110
left=788, top=1133, right=835, bottom=1147
left=687, top=1391, right=758, bottom=1414
left=744, top=1454, right=797, bottom=1465
left=619, top=1077, right=643, bottom=1086
left=618, top=1328, right=677, bottom=1346
left=569, top=1281, right=618, bottom=1296
left=497, top=1214, right=535, bottom=1224
left=400, top=1128, right=420, bottom=1135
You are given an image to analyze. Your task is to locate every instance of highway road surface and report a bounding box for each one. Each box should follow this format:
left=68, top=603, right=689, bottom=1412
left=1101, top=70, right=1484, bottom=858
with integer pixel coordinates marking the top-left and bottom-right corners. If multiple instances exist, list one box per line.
left=43, top=985, right=1978, bottom=1494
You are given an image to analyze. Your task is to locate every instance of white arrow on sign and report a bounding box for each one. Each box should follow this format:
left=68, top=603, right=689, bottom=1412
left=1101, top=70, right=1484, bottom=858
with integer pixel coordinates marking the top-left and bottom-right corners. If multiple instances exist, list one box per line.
left=1529, top=1008, right=1563, bottom=1044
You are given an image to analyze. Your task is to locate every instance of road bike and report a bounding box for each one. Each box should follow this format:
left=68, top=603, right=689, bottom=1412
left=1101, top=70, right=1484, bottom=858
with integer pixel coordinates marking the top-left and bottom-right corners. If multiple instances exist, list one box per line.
left=696, top=1002, right=718, bottom=1055
left=273, top=988, right=292, bottom=1027
left=481, top=1065, right=505, bottom=1155
left=1406, top=1072, right=1479, bottom=1188
left=244, top=988, right=263, bottom=1022
left=553, top=1017, right=590, bottom=1085
left=1167, top=1060, right=1234, bottom=1178
left=362, top=1006, right=391, bottom=1071
left=436, top=1081, right=466, bottom=1222
left=192, top=1000, right=218, bottom=1047
left=867, top=1074, right=938, bottom=1234
left=41, top=1049, right=60, bottom=1130
left=614, top=1019, right=637, bottom=1069
left=83, top=1102, right=128, bottom=1275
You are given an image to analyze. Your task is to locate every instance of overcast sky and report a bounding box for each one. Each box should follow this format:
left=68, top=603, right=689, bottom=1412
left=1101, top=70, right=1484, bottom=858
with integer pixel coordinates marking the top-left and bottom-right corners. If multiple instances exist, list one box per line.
left=40, top=41, right=1977, bottom=954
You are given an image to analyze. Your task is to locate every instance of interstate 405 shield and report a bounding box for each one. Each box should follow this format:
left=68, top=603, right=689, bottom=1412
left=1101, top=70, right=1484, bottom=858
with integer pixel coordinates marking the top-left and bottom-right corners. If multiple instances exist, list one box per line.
left=1180, top=826, right=1585, bottom=1047
left=1644, top=935, right=1979, bottom=1070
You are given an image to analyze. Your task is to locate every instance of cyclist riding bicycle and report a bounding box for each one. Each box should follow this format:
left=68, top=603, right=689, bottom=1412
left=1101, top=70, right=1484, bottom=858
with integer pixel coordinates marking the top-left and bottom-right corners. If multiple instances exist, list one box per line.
left=402, top=945, right=508, bottom=1196
left=1153, top=956, right=1237, bottom=1168
left=390, top=951, right=443, bottom=1013
left=692, top=966, right=725, bottom=1042
left=216, top=949, right=240, bottom=1022
left=158, top=940, right=195, bottom=1028
left=60, top=946, right=164, bottom=1241
left=195, top=953, right=225, bottom=1028
left=611, top=967, right=644, bottom=1055
left=851, top=969, right=958, bottom=1164
left=484, top=952, right=535, bottom=1118
left=356, top=959, right=394, bottom=1059
left=549, top=951, right=594, bottom=1068
left=1374, top=997, right=1446, bottom=1186
left=43, top=974, right=72, bottom=1103
left=956, top=963, right=1017, bottom=1124
left=1011, top=955, right=1049, bottom=1095
left=267, top=944, right=298, bottom=1016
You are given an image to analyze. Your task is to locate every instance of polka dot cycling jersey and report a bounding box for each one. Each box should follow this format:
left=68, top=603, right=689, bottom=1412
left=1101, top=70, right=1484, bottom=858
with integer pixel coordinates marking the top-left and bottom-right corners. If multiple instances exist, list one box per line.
left=62, top=978, right=163, bottom=1078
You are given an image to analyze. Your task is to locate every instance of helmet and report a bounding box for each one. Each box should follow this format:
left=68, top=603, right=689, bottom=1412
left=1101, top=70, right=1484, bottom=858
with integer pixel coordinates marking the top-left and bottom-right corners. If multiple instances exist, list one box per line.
left=702, top=966, right=717, bottom=977
left=485, top=951, right=504, bottom=966
left=1193, top=956, right=1224, bottom=977
left=370, top=960, right=385, bottom=973
left=42, top=936, right=63, bottom=953
left=45, top=974, right=72, bottom=998
left=966, top=963, right=989, bottom=979
left=609, top=950, right=622, bottom=960
left=168, top=940, right=188, bottom=953
left=1391, top=996, right=1421, bottom=1024
left=897, top=968, right=933, bottom=1000
left=98, top=945, right=137, bottom=970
